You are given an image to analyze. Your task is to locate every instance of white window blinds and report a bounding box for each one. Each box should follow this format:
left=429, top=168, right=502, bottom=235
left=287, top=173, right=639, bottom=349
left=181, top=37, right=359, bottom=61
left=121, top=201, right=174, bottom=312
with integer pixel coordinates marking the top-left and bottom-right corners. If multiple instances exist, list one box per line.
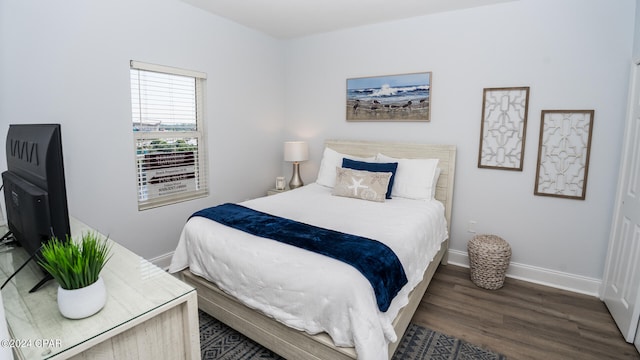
left=130, top=61, right=208, bottom=210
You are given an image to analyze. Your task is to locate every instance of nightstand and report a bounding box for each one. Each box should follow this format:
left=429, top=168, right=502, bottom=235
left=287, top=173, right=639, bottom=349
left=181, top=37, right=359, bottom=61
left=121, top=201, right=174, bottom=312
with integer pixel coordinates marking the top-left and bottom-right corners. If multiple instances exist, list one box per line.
left=267, top=188, right=288, bottom=196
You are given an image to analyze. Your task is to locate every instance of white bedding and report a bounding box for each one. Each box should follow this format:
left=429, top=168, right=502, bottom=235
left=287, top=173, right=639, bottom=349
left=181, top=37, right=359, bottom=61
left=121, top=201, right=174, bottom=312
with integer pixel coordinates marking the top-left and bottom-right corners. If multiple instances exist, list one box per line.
left=169, top=183, right=448, bottom=360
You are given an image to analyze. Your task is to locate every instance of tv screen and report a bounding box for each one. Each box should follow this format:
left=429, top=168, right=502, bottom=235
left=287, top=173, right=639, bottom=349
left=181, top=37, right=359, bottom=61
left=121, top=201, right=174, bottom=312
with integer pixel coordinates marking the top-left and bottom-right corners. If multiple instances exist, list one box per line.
left=2, top=124, right=70, bottom=272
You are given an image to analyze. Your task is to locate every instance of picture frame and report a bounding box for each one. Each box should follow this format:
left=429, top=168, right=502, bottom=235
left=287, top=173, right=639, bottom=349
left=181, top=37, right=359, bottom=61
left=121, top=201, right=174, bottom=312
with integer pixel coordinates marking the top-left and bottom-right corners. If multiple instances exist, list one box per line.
left=478, top=87, right=530, bottom=170
left=534, top=110, right=594, bottom=200
left=346, top=72, right=431, bottom=122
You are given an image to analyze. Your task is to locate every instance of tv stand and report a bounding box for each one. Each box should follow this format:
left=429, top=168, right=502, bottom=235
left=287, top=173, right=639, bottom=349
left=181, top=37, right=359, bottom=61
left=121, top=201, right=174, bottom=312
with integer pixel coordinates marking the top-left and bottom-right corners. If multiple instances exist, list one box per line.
left=29, top=273, right=52, bottom=293
left=0, top=217, right=200, bottom=359
left=0, top=230, right=12, bottom=243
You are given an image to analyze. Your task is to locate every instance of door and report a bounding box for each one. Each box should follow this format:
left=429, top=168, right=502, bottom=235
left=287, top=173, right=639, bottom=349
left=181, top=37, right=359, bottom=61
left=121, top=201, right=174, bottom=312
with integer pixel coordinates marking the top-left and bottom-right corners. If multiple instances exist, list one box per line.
left=602, top=61, right=640, bottom=342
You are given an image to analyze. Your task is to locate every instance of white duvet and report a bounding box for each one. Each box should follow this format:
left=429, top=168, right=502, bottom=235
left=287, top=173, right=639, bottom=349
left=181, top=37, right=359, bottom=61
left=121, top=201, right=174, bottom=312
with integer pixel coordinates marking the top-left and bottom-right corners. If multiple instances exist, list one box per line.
left=169, top=183, right=447, bottom=360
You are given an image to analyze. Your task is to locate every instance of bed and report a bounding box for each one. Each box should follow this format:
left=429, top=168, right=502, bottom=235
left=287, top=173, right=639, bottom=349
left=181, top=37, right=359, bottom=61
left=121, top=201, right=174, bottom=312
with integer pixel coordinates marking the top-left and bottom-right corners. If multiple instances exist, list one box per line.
left=169, top=140, right=456, bottom=360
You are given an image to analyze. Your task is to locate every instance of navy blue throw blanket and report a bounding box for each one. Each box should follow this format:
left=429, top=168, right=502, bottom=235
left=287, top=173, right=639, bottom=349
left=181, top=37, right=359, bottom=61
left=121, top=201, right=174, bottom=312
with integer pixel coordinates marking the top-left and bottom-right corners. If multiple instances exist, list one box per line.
left=191, top=203, right=408, bottom=312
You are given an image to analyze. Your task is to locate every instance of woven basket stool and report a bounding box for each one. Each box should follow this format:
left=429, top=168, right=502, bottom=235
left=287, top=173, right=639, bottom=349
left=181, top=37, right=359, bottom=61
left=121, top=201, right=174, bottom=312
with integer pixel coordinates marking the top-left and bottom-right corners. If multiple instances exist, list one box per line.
left=467, top=234, right=511, bottom=290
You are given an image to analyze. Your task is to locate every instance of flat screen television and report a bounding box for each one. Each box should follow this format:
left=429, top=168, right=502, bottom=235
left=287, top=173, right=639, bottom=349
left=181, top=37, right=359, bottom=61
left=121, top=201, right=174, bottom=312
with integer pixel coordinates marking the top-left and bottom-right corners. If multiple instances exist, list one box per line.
left=1, top=124, right=70, bottom=289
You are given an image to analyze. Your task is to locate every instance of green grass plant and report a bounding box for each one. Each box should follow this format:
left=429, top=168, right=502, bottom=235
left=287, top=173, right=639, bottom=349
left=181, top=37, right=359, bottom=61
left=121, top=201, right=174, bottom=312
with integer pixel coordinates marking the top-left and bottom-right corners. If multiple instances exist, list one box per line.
left=37, top=232, right=112, bottom=290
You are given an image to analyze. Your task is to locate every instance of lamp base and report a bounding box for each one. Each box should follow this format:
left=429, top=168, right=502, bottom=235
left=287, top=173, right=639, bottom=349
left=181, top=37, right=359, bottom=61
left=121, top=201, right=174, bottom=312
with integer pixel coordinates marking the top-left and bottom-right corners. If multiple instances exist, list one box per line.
left=289, top=162, right=304, bottom=189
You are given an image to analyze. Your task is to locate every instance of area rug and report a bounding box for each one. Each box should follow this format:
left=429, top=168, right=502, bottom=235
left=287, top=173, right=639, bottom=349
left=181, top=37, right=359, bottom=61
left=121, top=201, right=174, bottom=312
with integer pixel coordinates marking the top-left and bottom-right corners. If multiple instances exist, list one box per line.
left=199, top=310, right=506, bottom=360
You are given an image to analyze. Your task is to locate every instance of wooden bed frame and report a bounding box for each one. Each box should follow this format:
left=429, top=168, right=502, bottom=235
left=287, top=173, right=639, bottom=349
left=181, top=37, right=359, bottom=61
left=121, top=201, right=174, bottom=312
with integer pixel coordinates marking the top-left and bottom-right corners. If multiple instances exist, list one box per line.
left=179, top=140, right=457, bottom=359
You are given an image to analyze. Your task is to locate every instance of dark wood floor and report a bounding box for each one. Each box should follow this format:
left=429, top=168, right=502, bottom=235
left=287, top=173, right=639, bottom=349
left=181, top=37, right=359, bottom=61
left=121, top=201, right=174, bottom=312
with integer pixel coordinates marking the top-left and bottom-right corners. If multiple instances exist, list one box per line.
left=411, top=264, right=640, bottom=360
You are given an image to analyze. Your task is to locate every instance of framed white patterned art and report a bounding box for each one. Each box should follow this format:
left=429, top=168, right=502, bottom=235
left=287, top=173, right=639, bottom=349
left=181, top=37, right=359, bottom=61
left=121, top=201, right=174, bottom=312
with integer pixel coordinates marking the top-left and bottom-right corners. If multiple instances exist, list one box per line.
left=478, top=87, right=530, bottom=170
left=534, top=110, right=594, bottom=200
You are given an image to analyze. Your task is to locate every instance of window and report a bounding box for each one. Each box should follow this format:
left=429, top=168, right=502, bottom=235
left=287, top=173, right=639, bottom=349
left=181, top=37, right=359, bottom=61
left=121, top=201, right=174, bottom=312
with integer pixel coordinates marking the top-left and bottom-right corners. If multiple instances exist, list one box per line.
left=130, top=61, right=208, bottom=210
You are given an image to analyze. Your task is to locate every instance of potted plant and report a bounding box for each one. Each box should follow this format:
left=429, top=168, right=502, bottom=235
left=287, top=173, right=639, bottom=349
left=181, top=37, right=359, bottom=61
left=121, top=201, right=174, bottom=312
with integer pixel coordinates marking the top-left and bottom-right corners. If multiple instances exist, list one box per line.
left=37, top=231, right=112, bottom=319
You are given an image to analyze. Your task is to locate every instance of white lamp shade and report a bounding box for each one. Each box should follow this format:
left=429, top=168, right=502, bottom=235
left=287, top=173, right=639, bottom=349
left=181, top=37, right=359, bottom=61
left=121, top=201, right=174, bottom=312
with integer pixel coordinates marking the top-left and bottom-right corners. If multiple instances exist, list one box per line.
left=284, top=141, right=309, bottom=162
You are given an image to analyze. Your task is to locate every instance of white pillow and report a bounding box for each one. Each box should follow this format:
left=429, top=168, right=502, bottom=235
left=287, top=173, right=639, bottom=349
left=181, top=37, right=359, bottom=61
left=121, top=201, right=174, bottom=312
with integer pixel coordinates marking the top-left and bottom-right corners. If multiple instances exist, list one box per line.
left=376, top=153, right=440, bottom=200
left=432, top=167, right=441, bottom=199
left=316, top=147, right=375, bottom=188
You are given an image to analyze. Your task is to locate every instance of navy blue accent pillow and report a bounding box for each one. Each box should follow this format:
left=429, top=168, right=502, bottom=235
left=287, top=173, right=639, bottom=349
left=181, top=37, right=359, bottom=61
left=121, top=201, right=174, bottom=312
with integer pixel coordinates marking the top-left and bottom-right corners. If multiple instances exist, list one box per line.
left=342, top=158, right=398, bottom=199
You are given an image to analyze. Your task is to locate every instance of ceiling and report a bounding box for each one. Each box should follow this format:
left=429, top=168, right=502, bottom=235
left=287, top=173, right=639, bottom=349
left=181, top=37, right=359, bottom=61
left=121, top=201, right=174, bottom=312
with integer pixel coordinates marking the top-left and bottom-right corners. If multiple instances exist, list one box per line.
left=179, top=0, right=515, bottom=39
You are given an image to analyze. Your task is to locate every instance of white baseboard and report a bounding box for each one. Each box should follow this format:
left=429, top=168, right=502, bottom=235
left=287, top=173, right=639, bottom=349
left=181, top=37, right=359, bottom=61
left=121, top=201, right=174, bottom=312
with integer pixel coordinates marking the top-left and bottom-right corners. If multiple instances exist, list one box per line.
left=149, top=252, right=174, bottom=271
left=150, top=249, right=602, bottom=297
left=447, top=249, right=602, bottom=297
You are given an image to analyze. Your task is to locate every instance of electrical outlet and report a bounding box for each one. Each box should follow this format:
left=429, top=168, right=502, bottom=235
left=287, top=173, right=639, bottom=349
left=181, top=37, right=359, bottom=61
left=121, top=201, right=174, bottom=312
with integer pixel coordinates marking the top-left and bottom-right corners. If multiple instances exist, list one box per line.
left=467, top=220, right=477, bottom=233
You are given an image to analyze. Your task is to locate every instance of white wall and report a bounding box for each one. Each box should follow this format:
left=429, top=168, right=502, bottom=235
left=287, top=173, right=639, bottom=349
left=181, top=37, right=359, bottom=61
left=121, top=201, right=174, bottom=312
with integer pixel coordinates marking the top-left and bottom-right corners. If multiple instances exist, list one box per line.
left=634, top=0, right=640, bottom=59
left=283, top=0, right=635, bottom=291
left=0, top=0, right=286, bottom=259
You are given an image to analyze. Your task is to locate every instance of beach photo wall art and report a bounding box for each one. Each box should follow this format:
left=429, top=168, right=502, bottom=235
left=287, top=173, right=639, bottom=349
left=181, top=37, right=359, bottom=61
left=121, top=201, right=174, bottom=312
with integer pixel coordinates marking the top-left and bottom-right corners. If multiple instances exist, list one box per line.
left=478, top=87, right=530, bottom=171
left=346, top=72, right=431, bottom=122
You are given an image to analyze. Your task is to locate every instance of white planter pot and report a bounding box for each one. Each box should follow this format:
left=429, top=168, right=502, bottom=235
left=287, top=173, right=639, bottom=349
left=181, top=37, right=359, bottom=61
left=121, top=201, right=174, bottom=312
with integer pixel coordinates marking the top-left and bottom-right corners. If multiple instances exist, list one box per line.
left=57, top=276, right=106, bottom=319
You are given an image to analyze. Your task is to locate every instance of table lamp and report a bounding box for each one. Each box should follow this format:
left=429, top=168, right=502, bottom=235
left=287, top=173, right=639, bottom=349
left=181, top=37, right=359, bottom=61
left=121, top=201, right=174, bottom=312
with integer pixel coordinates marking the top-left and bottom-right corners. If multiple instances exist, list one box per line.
left=284, top=141, right=309, bottom=189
